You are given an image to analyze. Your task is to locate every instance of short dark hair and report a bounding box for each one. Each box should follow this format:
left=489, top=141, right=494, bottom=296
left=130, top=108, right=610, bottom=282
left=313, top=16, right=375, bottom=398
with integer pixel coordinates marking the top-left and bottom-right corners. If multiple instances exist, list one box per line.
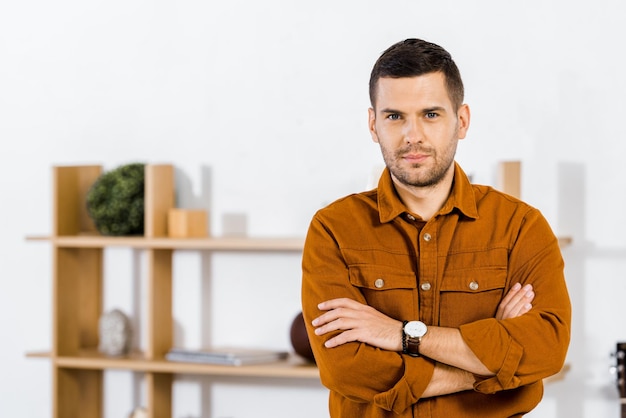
left=369, top=38, right=464, bottom=111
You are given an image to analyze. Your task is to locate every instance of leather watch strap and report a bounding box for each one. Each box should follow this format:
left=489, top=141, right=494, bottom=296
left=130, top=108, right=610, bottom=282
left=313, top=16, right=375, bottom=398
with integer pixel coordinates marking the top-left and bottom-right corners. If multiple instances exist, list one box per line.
left=406, top=337, right=421, bottom=357
left=401, top=320, right=408, bottom=354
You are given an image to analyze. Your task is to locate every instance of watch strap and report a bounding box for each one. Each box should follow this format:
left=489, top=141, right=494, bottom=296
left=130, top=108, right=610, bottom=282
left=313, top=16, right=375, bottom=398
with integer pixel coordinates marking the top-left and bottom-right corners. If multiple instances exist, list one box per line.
left=406, top=336, right=421, bottom=357
left=401, top=320, right=408, bottom=354
left=402, top=320, right=422, bottom=357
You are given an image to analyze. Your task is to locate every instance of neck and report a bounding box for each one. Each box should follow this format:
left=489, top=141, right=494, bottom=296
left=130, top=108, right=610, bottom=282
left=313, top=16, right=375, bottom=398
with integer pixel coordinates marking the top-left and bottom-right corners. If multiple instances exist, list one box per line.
left=391, top=165, right=455, bottom=221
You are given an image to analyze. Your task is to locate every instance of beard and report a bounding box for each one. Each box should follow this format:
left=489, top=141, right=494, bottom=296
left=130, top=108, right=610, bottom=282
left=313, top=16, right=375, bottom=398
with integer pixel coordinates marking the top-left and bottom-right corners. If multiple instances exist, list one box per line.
left=380, top=140, right=458, bottom=189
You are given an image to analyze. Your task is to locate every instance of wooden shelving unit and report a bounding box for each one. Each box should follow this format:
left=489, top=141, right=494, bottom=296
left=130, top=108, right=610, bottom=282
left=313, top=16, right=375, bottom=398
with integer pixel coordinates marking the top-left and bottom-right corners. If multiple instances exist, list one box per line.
left=27, top=164, right=317, bottom=418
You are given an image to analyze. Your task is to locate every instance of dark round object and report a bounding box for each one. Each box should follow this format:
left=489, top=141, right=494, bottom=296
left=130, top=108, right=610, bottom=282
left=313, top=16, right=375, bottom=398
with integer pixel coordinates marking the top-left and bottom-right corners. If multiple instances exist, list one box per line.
left=86, top=163, right=145, bottom=236
left=290, top=311, right=315, bottom=363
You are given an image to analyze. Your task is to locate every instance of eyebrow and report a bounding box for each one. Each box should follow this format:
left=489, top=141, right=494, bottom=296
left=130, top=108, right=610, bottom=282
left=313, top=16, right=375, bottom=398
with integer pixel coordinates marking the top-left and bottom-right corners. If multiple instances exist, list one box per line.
left=423, top=106, right=447, bottom=113
left=380, top=108, right=403, bottom=115
left=379, top=106, right=447, bottom=115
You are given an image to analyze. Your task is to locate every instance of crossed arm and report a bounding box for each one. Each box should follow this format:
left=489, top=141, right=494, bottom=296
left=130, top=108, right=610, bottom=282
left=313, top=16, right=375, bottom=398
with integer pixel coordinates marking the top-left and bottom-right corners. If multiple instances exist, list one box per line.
left=311, top=283, right=535, bottom=397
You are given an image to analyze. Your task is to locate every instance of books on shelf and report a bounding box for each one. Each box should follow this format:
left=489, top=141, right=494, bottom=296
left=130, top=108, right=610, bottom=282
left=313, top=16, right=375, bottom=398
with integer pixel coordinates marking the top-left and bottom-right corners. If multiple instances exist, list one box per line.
left=165, top=347, right=289, bottom=366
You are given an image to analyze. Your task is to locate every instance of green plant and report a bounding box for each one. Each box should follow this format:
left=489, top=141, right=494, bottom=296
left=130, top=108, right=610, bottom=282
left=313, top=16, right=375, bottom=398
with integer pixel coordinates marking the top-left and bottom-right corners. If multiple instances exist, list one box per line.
left=86, top=163, right=145, bottom=236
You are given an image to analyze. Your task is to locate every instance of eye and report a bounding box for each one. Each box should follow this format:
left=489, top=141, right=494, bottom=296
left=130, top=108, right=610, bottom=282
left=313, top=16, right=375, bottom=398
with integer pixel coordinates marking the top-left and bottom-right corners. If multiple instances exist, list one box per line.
left=425, top=112, right=438, bottom=119
left=387, top=113, right=401, bottom=121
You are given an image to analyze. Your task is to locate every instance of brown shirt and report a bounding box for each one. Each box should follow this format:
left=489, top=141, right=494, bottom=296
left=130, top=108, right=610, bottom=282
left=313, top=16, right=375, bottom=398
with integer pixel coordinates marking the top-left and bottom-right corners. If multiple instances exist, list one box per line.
left=301, top=163, right=571, bottom=418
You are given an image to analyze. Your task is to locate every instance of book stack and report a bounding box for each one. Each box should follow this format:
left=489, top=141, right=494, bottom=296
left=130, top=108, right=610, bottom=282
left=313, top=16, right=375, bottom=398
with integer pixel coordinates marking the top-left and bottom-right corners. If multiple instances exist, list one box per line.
left=165, top=347, right=289, bottom=366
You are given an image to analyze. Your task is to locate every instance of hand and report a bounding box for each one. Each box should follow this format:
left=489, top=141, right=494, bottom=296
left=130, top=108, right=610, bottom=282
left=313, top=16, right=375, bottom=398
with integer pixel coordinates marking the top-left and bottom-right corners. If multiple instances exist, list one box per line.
left=496, top=283, right=534, bottom=320
left=312, top=298, right=402, bottom=351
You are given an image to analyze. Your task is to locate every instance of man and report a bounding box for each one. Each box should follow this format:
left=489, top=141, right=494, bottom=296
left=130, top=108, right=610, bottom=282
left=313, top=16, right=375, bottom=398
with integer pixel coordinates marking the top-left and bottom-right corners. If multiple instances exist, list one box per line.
left=301, top=38, right=571, bottom=417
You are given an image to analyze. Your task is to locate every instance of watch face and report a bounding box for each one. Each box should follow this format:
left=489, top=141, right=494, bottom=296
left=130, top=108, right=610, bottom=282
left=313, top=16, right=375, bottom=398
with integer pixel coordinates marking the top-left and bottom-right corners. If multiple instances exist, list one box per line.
left=404, top=321, right=427, bottom=338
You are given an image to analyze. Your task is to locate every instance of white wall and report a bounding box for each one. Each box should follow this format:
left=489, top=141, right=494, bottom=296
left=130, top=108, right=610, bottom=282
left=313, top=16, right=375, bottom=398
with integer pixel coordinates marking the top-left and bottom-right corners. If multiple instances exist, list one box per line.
left=1, top=1, right=625, bottom=417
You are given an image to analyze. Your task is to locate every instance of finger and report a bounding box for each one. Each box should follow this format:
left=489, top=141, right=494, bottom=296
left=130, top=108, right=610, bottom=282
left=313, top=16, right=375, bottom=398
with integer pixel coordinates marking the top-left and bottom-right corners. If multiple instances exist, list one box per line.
left=323, top=329, right=360, bottom=348
left=313, top=298, right=369, bottom=327
left=314, top=306, right=375, bottom=335
left=499, top=282, right=522, bottom=307
left=314, top=316, right=354, bottom=336
left=517, top=301, right=533, bottom=316
left=496, top=286, right=519, bottom=320
left=508, top=300, right=532, bottom=318
left=498, top=288, right=534, bottom=319
left=504, top=284, right=532, bottom=307
left=511, top=288, right=534, bottom=314
left=312, top=305, right=359, bottom=327
left=500, top=284, right=532, bottom=311
left=517, top=290, right=534, bottom=315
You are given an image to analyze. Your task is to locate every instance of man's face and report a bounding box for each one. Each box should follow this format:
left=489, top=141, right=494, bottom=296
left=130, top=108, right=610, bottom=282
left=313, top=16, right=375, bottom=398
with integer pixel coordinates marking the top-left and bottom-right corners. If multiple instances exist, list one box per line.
left=368, top=72, right=470, bottom=189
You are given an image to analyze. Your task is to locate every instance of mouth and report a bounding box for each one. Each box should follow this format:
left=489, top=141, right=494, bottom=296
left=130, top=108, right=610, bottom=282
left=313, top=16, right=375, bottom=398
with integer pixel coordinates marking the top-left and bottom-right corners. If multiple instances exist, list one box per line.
left=402, top=153, right=429, bottom=164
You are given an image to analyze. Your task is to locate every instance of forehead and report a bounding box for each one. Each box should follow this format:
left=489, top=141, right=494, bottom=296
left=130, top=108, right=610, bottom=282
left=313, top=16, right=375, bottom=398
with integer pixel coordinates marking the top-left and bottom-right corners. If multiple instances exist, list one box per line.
left=374, top=72, right=453, bottom=110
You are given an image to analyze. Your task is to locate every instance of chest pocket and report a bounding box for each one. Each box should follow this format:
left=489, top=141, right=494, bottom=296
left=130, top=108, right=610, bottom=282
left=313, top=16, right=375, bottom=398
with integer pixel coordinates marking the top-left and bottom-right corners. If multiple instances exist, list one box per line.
left=439, top=268, right=507, bottom=327
left=349, top=265, right=417, bottom=321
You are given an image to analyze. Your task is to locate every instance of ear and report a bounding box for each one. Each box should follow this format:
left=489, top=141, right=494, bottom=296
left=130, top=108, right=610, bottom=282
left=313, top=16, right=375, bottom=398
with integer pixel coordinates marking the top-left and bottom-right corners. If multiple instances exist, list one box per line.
left=456, top=104, right=471, bottom=140
left=368, top=108, right=379, bottom=143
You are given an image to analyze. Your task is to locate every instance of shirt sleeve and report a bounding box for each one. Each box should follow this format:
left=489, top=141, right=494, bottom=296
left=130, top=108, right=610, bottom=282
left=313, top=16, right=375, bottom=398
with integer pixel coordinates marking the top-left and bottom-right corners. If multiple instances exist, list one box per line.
left=301, top=214, right=435, bottom=414
left=459, top=209, right=571, bottom=394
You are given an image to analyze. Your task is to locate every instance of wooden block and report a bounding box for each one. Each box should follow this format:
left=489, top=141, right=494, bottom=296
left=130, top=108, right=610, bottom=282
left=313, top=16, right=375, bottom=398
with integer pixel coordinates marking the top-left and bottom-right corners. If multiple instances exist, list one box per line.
left=497, top=161, right=521, bottom=198
left=168, top=209, right=208, bottom=238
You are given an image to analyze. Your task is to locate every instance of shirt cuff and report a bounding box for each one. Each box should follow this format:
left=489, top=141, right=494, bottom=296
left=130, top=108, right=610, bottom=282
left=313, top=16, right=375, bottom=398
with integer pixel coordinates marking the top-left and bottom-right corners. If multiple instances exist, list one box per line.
left=373, top=356, right=435, bottom=413
left=460, top=319, right=524, bottom=394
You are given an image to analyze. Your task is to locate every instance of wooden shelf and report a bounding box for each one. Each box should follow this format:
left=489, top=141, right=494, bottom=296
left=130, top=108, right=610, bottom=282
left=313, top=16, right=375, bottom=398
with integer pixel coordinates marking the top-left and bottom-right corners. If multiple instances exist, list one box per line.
left=26, top=164, right=313, bottom=418
left=27, top=351, right=319, bottom=380
left=26, top=235, right=305, bottom=251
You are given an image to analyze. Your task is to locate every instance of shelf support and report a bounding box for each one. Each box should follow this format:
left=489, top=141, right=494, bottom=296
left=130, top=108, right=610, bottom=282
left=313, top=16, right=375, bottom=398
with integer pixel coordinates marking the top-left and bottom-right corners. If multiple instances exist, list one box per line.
left=146, top=249, right=173, bottom=359
left=146, top=372, right=173, bottom=418
left=54, top=368, right=102, bottom=418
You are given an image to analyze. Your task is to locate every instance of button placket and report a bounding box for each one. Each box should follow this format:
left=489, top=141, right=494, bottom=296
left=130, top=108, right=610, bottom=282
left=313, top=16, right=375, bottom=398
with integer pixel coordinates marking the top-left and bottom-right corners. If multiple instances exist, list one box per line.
left=418, top=226, right=436, bottom=325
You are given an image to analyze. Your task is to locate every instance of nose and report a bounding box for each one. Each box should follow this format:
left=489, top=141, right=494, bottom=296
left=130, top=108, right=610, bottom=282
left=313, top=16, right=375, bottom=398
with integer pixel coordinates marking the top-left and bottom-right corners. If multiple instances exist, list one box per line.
left=403, top=118, right=423, bottom=144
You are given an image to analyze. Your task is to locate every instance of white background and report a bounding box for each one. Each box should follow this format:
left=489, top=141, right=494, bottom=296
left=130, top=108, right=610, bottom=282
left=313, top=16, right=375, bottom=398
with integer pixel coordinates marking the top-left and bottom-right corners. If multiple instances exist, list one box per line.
left=1, top=1, right=626, bottom=417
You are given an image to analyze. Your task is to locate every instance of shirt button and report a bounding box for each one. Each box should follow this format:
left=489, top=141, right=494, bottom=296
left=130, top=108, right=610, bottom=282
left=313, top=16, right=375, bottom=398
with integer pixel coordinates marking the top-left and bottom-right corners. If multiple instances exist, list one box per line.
left=423, top=233, right=432, bottom=242
left=469, top=281, right=479, bottom=291
left=406, top=214, right=416, bottom=221
left=374, top=278, right=385, bottom=288
left=421, top=282, right=431, bottom=291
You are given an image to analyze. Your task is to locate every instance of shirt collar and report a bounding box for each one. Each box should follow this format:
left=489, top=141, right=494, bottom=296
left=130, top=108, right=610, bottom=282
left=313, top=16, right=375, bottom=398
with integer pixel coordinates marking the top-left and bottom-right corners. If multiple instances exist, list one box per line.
left=377, top=162, right=479, bottom=223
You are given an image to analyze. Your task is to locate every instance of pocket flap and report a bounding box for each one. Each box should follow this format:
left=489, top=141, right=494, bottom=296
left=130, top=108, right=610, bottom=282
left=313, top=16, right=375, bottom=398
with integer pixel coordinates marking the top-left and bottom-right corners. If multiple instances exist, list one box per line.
left=349, top=265, right=417, bottom=290
left=440, top=268, right=507, bottom=293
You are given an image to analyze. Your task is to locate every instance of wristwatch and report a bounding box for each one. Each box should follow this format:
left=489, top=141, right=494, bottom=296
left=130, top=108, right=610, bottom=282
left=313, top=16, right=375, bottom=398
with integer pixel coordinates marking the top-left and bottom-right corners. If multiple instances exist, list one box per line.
left=403, top=320, right=428, bottom=357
